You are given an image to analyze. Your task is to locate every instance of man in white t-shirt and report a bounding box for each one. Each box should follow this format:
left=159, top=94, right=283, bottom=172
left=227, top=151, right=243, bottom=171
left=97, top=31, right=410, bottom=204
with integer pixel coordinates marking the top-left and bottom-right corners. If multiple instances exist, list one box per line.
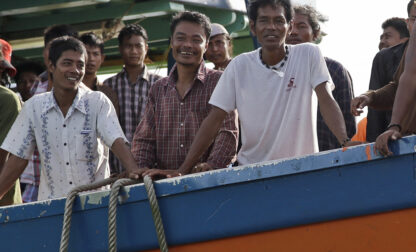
left=143, top=0, right=359, bottom=179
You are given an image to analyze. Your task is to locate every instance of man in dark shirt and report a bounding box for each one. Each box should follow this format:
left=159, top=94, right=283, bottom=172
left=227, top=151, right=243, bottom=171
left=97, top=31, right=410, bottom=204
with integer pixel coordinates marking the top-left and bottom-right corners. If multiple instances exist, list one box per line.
left=362, top=0, right=413, bottom=142
left=379, top=17, right=409, bottom=50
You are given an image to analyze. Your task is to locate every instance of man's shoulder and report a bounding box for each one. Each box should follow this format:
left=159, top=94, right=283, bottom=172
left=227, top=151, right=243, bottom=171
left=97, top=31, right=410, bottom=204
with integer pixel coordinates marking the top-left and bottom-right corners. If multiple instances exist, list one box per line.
left=228, top=49, right=259, bottom=69
left=147, top=72, right=163, bottom=82
left=234, top=49, right=258, bottom=61
left=205, top=67, right=222, bottom=79
left=0, top=85, right=17, bottom=98
left=103, top=71, right=123, bottom=85
left=376, top=41, right=407, bottom=59
left=324, top=57, right=348, bottom=71
left=0, top=86, right=20, bottom=107
left=148, top=76, right=170, bottom=95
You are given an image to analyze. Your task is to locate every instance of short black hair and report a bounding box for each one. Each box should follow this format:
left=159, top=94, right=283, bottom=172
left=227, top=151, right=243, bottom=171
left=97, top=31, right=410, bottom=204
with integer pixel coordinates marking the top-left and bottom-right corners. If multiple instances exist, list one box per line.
left=170, top=11, right=211, bottom=39
left=44, top=24, right=78, bottom=46
left=407, top=0, right=416, bottom=16
left=382, top=17, right=410, bottom=38
left=118, top=24, right=148, bottom=45
left=249, top=0, right=293, bottom=24
left=80, top=32, right=105, bottom=54
left=293, top=5, right=328, bottom=39
left=15, top=61, right=44, bottom=84
left=48, top=36, right=86, bottom=67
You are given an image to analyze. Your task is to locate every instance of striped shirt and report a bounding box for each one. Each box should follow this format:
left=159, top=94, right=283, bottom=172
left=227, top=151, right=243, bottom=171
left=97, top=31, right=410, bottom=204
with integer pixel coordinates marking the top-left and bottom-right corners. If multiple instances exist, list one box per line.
left=131, top=62, right=238, bottom=170
left=103, top=66, right=162, bottom=173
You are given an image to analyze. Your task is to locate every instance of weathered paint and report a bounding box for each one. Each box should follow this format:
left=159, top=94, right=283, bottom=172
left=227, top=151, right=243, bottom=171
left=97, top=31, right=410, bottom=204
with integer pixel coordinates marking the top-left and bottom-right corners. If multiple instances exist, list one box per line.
left=38, top=210, right=47, bottom=217
left=365, top=145, right=372, bottom=160
left=1, top=136, right=416, bottom=251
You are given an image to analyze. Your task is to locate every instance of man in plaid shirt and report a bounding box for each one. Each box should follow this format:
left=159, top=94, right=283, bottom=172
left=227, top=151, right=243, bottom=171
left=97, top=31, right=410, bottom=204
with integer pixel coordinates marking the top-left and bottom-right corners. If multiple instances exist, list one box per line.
left=130, top=11, right=238, bottom=178
left=104, top=24, right=162, bottom=174
left=286, top=5, right=356, bottom=151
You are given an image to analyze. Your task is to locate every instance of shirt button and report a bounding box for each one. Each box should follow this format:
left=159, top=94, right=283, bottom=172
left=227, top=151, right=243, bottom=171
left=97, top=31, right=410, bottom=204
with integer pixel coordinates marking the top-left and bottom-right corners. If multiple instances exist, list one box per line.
left=63, top=124, right=66, bottom=127
left=64, top=143, right=67, bottom=146
left=66, top=162, right=69, bottom=165
left=180, top=123, right=184, bottom=127
left=180, top=144, right=184, bottom=148
left=180, top=102, right=184, bottom=106
left=69, top=181, right=73, bottom=185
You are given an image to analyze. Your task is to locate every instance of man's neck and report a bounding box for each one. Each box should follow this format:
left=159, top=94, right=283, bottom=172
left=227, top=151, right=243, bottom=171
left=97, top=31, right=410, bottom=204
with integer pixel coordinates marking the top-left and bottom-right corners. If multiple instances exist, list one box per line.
left=82, top=73, right=97, bottom=90
left=125, top=63, right=144, bottom=83
left=214, top=58, right=231, bottom=70
left=175, top=63, right=200, bottom=98
left=53, top=87, right=78, bottom=117
left=261, top=45, right=286, bottom=66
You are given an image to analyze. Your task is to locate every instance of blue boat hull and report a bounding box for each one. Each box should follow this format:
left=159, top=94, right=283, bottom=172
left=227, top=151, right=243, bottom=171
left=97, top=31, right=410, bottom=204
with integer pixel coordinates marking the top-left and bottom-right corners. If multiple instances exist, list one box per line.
left=2, top=136, right=416, bottom=251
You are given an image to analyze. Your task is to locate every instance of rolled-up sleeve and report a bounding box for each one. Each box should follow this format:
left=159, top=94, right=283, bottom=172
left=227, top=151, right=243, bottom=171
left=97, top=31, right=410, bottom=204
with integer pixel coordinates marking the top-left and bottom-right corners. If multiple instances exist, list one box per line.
left=96, top=94, right=127, bottom=148
left=131, top=88, right=157, bottom=169
left=1, top=103, right=36, bottom=160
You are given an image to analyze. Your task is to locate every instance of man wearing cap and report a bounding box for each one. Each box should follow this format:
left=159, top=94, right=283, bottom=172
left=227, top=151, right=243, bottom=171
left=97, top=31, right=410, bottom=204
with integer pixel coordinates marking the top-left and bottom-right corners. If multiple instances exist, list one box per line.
left=0, top=39, right=22, bottom=206
left=205, top=23, right=233, bottom=71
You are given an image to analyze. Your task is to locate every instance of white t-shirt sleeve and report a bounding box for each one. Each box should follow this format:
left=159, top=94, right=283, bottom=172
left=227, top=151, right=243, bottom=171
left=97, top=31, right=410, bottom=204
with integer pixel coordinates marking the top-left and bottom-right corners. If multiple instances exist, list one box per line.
left=309, top=44, right=334, bottom=90
left=1, top=101, right=36, bottom=159
left=96, top=93, right=128, bottom=148
left=209, top=61, right=237, bottom=113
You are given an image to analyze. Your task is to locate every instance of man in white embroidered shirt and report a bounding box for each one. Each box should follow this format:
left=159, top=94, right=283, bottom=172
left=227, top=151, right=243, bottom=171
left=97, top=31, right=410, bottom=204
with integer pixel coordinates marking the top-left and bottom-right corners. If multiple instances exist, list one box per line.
left=0, top=37, right=139, bottom=201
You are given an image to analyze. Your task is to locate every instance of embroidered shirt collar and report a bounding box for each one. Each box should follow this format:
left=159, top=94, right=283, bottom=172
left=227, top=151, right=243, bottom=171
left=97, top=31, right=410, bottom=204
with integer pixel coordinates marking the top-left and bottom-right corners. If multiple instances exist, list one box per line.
left=42, top=84, right=88, bottom=115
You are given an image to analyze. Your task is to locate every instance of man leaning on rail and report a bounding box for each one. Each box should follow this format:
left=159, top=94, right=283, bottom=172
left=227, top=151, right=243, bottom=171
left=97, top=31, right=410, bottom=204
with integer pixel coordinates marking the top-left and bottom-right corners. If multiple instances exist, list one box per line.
left=0, top=37, right=140, bottom=201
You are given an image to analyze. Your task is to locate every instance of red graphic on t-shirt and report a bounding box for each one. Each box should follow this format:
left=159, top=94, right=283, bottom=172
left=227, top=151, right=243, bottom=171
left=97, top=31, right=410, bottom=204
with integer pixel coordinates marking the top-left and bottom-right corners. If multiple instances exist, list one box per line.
left=286, top=77, right=296, bottom=91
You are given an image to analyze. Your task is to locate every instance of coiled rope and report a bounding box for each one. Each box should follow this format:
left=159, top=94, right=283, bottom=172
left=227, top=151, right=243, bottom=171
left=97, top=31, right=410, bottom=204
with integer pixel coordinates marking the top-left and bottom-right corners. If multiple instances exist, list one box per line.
left=60, top=177, right=118, bottom=252
left=60, top=176, right=168, bottom=252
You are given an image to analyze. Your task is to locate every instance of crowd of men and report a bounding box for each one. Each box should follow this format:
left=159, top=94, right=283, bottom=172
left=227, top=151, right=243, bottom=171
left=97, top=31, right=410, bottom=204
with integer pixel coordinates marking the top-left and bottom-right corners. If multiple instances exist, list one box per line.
left=0, top=0, right=415, bottom=206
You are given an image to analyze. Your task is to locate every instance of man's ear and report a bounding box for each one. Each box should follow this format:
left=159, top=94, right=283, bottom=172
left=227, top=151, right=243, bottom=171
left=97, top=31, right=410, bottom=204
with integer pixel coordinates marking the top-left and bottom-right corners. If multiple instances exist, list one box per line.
left=47, top=61, right=55, bottom=74
left=287, top=20, right=293, bottom=36
left=249, top=20, right=256, bottom=36
left=203, top=38, right=208, bottom=53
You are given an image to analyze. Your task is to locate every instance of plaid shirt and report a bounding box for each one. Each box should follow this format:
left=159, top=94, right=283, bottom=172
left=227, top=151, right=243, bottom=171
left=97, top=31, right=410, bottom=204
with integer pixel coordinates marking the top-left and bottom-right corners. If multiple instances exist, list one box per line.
left=30, top=71, right=48, bottom=95
left=317, top=57, right=356, bottom=151
left=131, top=62, right=238, bottom=170
left=104, top=66, right=162, bottom=173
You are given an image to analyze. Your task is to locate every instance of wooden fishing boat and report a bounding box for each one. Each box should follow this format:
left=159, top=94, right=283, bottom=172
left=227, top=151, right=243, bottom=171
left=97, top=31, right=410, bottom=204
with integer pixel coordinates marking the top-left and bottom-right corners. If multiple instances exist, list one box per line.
left=2, top=136, right=416, bottom=251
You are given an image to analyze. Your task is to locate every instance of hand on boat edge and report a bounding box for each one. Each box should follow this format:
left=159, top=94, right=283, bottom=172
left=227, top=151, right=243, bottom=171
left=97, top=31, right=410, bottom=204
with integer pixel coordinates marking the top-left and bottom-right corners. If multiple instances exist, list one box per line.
left=124, top=167, right=150, bottom=180
left=374, top=129, right=402, bottom=157
left=141, top=169, right=182, bottom=180
left=191, top=162, right=214, bottom=173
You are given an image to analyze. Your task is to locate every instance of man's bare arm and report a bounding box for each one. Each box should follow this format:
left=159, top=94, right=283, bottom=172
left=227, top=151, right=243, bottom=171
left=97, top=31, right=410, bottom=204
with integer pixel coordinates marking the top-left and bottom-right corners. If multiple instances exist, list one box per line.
left=111, top=138, right=144, bottom=179
left=316, top=83, right=360, bottom=147
left=374, top=20, right=416, bottom=156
